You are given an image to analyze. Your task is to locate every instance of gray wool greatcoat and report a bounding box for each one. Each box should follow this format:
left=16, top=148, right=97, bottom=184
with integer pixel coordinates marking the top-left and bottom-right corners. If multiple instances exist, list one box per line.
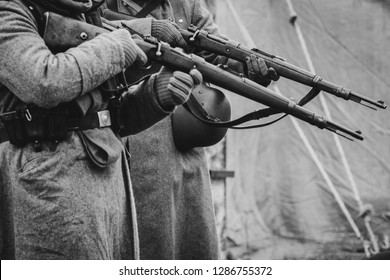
left=100, top=0, right=240, bottom=260
left=0, top=0, right=173, bottom=259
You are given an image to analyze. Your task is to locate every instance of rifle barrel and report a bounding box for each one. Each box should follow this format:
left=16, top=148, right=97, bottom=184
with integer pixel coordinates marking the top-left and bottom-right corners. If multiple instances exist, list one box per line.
left=180, top=27, right=386, bottom=110
left=136, top=38, right=363, bottom=141
left=41, top=12, right=365, bottom=141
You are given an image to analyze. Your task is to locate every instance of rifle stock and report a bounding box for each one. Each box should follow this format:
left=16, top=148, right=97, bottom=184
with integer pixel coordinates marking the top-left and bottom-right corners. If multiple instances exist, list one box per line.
left=43, top=12, right=364, bottom=141
left=180, top=25, right=386, bottom=110
left=136, top=37, right=362, bottom=140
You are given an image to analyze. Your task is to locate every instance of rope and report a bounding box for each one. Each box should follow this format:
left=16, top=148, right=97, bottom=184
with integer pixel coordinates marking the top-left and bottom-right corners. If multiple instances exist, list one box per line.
left=273, top=86, right=364, bottom=241
left=225, top=0, right=371, bottom=255
left=285, top=0, right=379, bottom=255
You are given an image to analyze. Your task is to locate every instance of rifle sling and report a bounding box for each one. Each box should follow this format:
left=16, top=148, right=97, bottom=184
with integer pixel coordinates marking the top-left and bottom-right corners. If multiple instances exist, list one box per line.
left=106, top=0, right=119, bottom=11
left=134, top=0, right=163, bottom=18
left=184, top=86, right=321, bottom=129
left=76, top=0, right=322, bottom=130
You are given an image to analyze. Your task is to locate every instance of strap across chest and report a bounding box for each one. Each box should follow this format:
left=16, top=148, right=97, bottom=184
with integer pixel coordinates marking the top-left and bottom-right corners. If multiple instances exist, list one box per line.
left=112, top=0, right=188, bottom=27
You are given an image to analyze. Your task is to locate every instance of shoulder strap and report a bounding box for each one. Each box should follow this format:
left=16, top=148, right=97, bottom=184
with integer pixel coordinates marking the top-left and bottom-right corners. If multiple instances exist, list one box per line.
left=135, top=0, right=163, bottom=18
left=105, top=0, right=118, bottom=11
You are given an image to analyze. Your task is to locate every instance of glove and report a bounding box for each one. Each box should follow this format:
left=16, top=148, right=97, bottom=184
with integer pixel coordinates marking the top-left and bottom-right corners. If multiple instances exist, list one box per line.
left=155, top=67, right=203, bottom=110
left=245, top=54, right=279, bottom=87
left=151, top=19, right=191, bottom=51
left=118, top=32, right=148, bottom=68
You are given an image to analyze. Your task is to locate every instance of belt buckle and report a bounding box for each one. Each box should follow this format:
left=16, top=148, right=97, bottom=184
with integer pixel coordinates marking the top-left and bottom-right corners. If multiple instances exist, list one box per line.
left=97, top=110, right=111, bottom=128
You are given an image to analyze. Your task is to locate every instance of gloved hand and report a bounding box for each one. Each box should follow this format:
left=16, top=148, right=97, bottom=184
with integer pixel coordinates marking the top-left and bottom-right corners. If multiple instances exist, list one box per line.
left=155, top=67, right=203, bottom=110
left=151, top=19, right=191, bottom=52
left=121, top=34, right=148, bottom=68
left=245, top=54, right=279, bottom=87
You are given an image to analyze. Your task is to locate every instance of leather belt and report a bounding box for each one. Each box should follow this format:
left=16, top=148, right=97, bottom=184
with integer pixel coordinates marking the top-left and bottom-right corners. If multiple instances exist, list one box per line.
left=0, top=109, right=112, bottom=145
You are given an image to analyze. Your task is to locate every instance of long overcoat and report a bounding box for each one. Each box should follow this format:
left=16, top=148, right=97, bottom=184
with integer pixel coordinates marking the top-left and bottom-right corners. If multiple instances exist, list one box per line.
left=101, top=0, right=231, bottom=260
left=0, top=0, right=172, bottom=259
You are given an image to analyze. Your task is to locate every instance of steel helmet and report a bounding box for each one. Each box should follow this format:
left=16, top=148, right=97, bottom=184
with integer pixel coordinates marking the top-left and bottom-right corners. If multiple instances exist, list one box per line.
left=172, top=82, right=231, bottom=152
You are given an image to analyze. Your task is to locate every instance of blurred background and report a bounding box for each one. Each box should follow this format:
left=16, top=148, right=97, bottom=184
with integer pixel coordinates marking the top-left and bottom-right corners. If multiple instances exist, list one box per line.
left=204, top=0, right=390, bottom=260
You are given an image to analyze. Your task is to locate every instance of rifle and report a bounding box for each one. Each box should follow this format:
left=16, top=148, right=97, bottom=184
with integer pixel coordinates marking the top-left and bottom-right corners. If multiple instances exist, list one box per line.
left=42, top=12, right=363, bottom=141
left=179, top=25, right=387, bottom=111
left=100, top=10, right=386, bottom=110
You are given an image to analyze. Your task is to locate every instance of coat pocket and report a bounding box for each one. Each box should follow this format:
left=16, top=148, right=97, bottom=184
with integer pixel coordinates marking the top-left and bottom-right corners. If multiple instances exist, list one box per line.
left=18, top=149, right=67, bottom=183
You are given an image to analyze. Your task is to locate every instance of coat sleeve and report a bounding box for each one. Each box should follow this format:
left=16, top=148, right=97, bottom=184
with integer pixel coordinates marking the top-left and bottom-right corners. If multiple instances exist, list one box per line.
left=0, top=2, right=130, bottom=109
left=119, top=74, right=173, bottom=136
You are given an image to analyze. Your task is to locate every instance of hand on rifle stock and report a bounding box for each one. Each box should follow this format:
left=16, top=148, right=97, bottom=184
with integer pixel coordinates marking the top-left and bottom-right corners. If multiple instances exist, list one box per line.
left=245, top=54, right=280, bottom=87
left=121, top=34, right=148, bottom=67
left=151, top=19, right=193, bottom=52
left=155, top=67, right=203, bottom=110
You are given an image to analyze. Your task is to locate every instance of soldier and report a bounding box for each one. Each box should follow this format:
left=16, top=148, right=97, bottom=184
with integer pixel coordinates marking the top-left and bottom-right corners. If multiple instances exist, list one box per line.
left=0, top=0, right=201, bottom=259
left=100, top=0, right=278, bottom=259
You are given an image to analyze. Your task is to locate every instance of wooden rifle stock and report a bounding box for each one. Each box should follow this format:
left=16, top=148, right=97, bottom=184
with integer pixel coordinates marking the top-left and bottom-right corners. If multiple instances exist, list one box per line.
left=43, top=12, right=364, bottom=141
left=136, top=37, right=363, bottom=140
left=180, top=25, right=386, bottom=110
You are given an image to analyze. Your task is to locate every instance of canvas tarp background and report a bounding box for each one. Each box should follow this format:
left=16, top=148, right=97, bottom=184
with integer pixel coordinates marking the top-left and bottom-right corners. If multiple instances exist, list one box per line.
left=211, top=0, right=390, bottom=259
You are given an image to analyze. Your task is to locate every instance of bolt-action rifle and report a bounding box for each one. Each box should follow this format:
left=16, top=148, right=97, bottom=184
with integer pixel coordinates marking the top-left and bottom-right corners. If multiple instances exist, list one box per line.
left=179, top=25, right=386, bottom=111
left=42, top=12, right=364, bottom=141
left=101, top=10, right=386, bottom=110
